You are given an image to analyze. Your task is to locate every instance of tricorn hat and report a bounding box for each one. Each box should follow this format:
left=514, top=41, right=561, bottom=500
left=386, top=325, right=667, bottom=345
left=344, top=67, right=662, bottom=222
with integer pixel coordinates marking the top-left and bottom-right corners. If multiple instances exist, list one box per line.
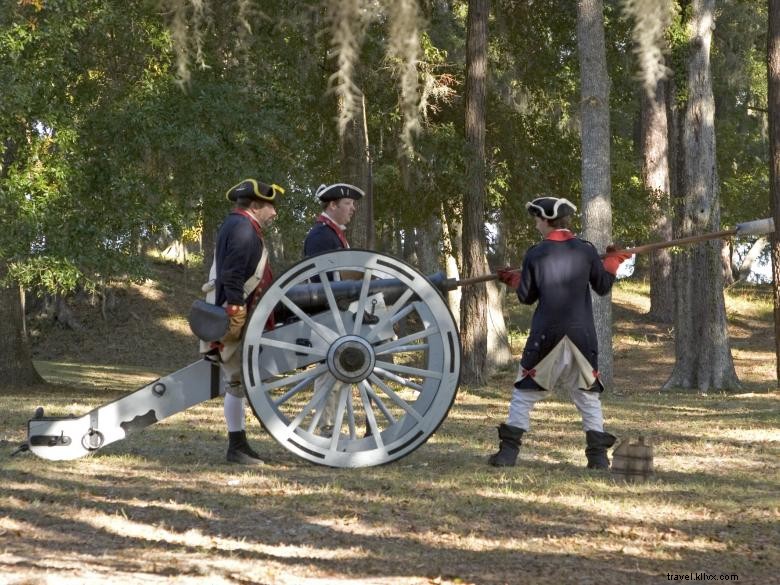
left=226, top=179, right=285, bottom=204
left=315, top=183, right=364, bottom=202
left=525, top=197, right=577, bottom=220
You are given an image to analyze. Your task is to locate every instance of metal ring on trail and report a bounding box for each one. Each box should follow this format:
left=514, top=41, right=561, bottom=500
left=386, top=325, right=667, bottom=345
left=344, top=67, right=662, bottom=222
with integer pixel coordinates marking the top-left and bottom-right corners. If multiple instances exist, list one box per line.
left=241, top=249, right=461, bottom=468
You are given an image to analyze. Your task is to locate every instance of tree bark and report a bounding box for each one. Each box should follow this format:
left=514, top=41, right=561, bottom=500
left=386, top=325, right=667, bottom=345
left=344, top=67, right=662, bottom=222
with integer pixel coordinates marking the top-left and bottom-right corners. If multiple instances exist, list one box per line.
left=663, top=0, right=740, bottom=392
left=0, top=266, right=44, bottom=387
left=0, top=135, right=44, bottom=387
left=460, top=0, right=511, bottom=385
left=576, top=0, right=614, bottom=390
left=342, top=94, right=374, bottom=249
left=641, top=76, right=674, bottom=323
left=768, top=0, right=780, bottom=385
left=415, top=224, right=441, bottom=274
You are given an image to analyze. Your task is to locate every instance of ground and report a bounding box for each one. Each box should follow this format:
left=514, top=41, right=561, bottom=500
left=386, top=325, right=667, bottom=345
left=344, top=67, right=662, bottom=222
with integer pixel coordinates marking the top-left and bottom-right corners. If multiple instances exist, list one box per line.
left=1, top=259, right=778, bottom=585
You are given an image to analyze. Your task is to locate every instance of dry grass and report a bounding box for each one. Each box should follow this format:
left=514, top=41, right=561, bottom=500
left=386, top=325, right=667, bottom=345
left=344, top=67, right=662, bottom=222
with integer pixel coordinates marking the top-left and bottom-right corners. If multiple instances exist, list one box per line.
left=1, top=267, right=778, bottom=585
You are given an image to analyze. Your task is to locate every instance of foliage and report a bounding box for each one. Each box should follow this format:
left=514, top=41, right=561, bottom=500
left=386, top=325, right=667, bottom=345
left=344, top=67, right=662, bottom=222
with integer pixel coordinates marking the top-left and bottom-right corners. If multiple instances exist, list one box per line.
left=0, top=0, right=773, bottom=295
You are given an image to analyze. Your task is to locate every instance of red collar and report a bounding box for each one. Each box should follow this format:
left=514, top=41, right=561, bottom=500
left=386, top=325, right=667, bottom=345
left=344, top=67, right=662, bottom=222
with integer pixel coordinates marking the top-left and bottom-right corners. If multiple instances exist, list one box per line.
left=232, top=208, right=264, bottom=239
left=545, top=229, right=575, bottom=242
left=317, top=213, right=349, bottom=248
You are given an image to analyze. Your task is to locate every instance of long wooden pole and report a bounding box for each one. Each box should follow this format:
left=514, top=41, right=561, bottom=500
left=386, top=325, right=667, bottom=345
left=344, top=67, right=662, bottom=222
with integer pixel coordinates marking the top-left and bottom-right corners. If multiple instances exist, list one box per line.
left=606, top=228, right=737, bottom=257
left=454, top=218, right=774, bottom=286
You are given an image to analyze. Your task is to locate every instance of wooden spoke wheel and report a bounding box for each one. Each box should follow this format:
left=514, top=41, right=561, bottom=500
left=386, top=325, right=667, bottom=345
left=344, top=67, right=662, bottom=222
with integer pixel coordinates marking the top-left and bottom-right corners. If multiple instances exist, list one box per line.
left=241, top=250, right=461, bottom=467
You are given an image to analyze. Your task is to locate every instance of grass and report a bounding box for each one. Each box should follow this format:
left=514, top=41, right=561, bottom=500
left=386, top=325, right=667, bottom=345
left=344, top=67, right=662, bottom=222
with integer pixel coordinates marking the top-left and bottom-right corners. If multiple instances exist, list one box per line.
left=0, top=273, right=778, bottom=584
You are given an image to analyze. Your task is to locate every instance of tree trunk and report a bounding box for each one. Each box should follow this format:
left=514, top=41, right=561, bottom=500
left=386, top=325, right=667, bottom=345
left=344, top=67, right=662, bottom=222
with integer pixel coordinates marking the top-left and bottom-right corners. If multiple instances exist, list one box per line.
left=460, top=0, right=511, bottom=385
left=641, top=75, right=674, bottom=323
left=0, top=266, right=44, bottom=387
left=342, top=94, right=374, bottom=249
left=736, top=237, right=768, bottom=282
left=442, top=207, right=462, bottom=326
left=201, top=200, right=219, bottom=281
left=663, top=0, right=740, bottom=392
left=0, top=137, right=44, bottom=387
left=576, top=0, right=614, bottom=389
left=769, top=0, right=780, bottom=385
left=415, top=224, right=441, bottom=274
left=721, top=243, right=736, bottom=286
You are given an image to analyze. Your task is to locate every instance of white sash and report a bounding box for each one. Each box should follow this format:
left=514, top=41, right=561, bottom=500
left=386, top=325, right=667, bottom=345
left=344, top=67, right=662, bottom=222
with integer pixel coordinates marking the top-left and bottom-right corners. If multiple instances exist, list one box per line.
left=199, top=246, right=269, bottom=355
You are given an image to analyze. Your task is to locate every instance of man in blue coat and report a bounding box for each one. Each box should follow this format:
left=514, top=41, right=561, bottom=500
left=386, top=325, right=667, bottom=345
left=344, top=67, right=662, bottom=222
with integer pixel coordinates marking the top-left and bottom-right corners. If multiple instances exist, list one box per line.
left=491, top=196, right=631, bottom=469
left=212, top=178, right=283, bottom=465
left=303, top=183, right=363, bottom=257
left=303, top=183, right=364, bottom=434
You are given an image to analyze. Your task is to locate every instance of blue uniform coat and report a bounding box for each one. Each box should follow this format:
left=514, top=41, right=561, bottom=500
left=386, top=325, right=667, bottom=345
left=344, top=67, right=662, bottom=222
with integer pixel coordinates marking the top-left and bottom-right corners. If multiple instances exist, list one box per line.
left=515, top=232, right=616, bottom=392
left=303, top=221, right=345, bottom=257
left=214, top=212, right=264, bottom=307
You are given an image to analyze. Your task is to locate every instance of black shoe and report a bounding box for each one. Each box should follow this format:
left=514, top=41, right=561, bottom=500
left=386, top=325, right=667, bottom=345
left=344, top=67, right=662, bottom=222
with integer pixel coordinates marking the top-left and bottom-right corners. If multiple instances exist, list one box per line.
left=226, top=431, right=264, bottom=465
left=488, top=424, right=524, bottom=467
left=585, top=430, right=617, bottom=469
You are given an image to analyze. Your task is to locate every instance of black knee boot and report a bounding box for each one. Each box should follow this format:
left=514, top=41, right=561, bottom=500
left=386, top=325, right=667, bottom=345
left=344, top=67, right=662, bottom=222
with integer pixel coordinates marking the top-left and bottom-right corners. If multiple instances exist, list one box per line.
left=585, top=430, right=617, bottom=469
left=226, top=431, right=264, bottom=465
left=488, top=424, right=524, bottom=467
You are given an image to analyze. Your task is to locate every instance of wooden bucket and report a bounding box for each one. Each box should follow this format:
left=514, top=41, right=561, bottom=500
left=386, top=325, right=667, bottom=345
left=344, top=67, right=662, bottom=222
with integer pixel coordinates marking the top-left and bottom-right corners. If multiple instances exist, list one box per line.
left=611, top=436, right=654, bottom=482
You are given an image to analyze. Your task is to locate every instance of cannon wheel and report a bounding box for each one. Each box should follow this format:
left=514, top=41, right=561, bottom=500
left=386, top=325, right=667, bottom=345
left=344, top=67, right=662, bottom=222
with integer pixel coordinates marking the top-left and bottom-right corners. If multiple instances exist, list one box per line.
left=241, top=250, right=461, bottom=467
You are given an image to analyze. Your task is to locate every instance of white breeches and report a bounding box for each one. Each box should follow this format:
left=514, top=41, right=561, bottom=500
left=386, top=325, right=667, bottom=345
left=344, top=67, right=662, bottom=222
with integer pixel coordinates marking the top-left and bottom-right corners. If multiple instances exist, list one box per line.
left=510, top=345, right=605, bottom=432
left=508, top=335, right=604, bottom=432
left=507, top=387, right=604, bottom=432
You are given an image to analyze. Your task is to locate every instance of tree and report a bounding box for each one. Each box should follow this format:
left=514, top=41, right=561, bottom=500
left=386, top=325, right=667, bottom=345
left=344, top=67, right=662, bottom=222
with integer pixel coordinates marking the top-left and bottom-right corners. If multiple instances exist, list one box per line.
left=663, top=0, right=740, bottom=392
left=0, top=154, right=43, bottom=386
left=576, top=0, right=614, bottom=389
left=460, top=0, right=511, bottom=385
left=768, top=0, right=780, bottom=385
left=641, top=75, right=674, bottom=323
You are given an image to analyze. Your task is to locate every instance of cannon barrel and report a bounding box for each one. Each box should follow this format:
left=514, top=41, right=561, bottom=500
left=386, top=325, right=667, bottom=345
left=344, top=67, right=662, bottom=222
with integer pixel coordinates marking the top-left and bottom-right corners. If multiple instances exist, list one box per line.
left=283, top=271, right=458, bottom=312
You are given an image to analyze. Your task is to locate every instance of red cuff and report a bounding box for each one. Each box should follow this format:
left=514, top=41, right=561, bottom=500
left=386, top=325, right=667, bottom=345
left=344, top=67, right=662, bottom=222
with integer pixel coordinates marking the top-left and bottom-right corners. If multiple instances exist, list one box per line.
left=602, top=257, right=621, bottom=275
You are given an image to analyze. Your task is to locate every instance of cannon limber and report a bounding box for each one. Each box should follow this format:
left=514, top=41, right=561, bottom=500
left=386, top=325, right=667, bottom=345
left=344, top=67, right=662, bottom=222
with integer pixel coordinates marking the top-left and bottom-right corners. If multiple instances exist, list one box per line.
left=25, top=250, right=465, bottom=468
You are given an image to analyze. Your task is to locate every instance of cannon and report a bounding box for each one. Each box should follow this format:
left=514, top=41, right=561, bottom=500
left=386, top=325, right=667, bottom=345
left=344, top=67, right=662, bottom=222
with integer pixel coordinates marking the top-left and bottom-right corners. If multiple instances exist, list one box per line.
left=24, top=250, right=463, bottom=468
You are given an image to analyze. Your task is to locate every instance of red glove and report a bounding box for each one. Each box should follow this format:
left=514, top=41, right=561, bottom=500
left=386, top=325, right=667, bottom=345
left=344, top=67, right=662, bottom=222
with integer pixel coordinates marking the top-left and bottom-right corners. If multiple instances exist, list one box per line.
left=496, top=267, right=521, bottom=289
left=602, top=245, right=632, bottom=275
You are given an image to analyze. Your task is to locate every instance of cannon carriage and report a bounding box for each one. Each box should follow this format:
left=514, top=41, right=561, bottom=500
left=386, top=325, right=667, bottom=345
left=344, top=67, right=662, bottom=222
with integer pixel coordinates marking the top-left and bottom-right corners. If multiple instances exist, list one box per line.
left=25, top=250, right=462, bottom=468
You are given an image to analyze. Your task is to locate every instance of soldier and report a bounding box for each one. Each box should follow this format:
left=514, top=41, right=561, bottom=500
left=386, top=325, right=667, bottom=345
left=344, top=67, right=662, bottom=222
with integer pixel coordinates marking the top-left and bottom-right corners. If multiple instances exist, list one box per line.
left=491, top=196, right=631, bottom=469
left=208, top=178, right=284, bottom=465
left=303, top=183, right=363, bottom=258
left=303, top=183, right=364, bottom=434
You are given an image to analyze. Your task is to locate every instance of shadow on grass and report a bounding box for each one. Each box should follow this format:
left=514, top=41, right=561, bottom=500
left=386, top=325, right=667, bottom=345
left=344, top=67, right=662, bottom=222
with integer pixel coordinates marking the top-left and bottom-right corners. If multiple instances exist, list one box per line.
left=2, top=380, right=778, bottom=584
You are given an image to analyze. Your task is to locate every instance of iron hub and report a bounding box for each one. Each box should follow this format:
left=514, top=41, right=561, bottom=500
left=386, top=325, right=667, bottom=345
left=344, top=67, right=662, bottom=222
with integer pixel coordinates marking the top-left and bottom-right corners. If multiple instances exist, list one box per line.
left=326, top=335, right=376, bottom=383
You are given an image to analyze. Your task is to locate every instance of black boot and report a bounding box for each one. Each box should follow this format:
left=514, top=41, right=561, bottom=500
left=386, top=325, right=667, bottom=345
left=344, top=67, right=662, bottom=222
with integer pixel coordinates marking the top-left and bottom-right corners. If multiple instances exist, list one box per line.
left=226, top=431, right=264, bottom=465
left=488, top=424, right=524, bottom=467
left=585, top=430, right=617, bottom=469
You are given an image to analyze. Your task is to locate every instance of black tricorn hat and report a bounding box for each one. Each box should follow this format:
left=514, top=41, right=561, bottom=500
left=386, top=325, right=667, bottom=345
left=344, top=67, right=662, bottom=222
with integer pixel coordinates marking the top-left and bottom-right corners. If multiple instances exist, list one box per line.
left=226, top=179, right=285, bottom=204
left=525, top=197, right=577, bottom=220
left=315, top=183, right=364, bottom=202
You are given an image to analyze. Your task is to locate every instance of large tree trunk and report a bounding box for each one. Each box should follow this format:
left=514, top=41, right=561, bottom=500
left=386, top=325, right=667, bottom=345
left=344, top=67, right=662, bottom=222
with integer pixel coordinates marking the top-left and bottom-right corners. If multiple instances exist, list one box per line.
left=663, top=0, right=740, bottom=392
left=641, top=75, right=674, bottom=323
left=342, top=94, right=374, bottom=249
left=769, top=0, right=780, bottom=386
left=460, top=0, right=490, bottom=386
left=460, top=0, right=511, bottom=385
left=0, top=267, right=44, bottom=387
left=576, top=0, right=614, bottom=390
left=1, top=137, right=44, bottom=387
